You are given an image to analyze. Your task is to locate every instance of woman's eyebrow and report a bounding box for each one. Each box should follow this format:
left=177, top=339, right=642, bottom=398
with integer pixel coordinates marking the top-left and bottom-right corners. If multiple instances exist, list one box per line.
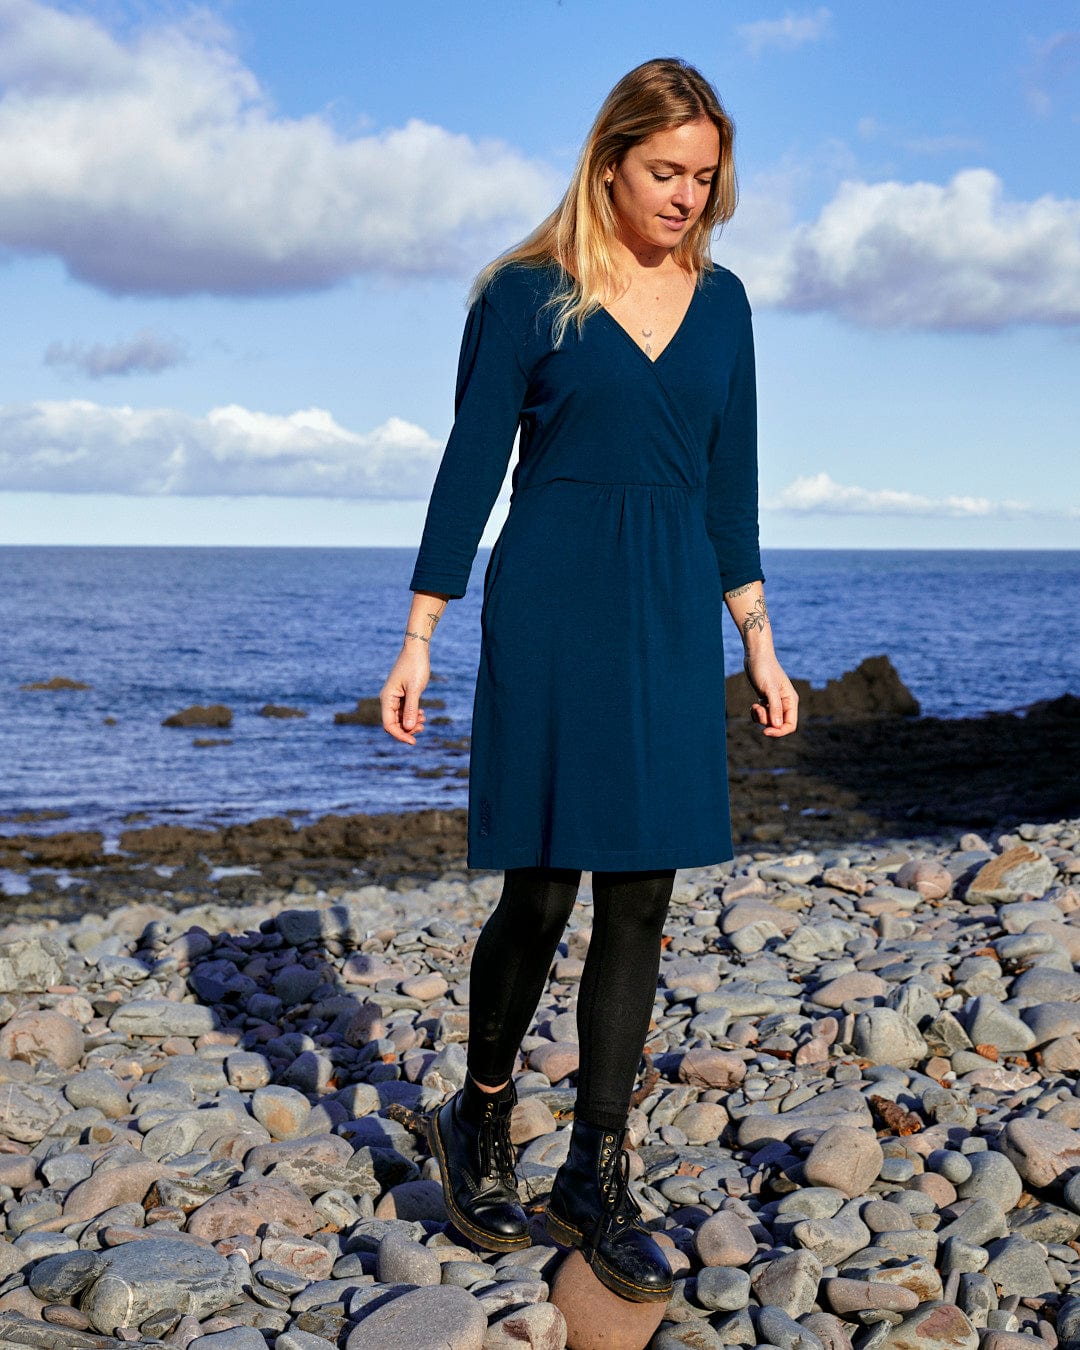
left=647, top=158, right=719, bottom=172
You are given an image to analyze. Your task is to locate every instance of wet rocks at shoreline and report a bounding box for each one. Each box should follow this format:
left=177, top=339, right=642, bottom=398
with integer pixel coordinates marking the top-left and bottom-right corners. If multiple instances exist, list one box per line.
left=5, top=670, right=1079, bottom=920
left=0, top=820, right=1077, bottom=1346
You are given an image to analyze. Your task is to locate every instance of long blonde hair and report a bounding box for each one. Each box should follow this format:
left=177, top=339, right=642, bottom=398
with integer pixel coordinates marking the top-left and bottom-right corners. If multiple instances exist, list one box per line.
left=468, top=57, right=737, bottom=348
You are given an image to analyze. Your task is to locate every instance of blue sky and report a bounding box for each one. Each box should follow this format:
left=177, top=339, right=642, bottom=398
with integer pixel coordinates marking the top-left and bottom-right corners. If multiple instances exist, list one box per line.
left=1, top=0, right=1078, bottom=548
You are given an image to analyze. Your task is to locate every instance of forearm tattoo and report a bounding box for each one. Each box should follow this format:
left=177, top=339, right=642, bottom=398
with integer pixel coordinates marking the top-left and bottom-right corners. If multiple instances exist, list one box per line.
left=404, top=630, right=429, bottom=644
left=741, top=597, right=770, bottom=641
left=725, top=581, right=755, bottom=599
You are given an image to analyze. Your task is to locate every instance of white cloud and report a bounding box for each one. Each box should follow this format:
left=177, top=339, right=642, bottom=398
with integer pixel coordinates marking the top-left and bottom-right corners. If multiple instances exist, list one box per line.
left=0, top=0, right=558, bottom=295
left=725, top=168, right=1080, bottom=331
left=44, top=328, right=187, bottom=377
left=1024, top=30, right=1080, bottom=117
left=737, top=7, right=831, bottom=56
left=769, top=472, right=1056, bottom=518
left=0, top=398, right=446, bottom=497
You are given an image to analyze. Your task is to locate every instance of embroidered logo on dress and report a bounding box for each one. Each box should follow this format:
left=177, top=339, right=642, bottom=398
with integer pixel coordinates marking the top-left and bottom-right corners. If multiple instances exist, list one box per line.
left=478, top=797, right=493, bottom=837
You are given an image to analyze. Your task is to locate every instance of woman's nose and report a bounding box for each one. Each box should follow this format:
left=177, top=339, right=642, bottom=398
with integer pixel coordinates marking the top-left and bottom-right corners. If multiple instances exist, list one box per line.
left=671, top=178, right=696, bottom=211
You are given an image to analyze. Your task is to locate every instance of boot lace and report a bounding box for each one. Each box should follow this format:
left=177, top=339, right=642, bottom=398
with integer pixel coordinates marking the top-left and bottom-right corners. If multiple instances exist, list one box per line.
left=477, top=1101, right=517, bottom=1190
left=587, top=1139, right=641, bottom=1254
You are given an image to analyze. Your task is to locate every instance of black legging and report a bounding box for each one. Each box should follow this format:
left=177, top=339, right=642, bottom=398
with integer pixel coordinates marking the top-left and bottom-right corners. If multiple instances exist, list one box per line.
left=466, top=865, right=676, bottom=1131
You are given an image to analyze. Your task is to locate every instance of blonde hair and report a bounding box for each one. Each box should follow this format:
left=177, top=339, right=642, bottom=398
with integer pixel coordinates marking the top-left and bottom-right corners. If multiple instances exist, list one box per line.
left=468, top=57, right=737, bottom=348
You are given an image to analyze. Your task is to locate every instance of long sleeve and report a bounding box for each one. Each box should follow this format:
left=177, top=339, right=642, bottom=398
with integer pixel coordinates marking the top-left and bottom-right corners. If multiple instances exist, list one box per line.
left=408, top=290, right=529, bottom=599
left=705, top=283, right=765, bottom=593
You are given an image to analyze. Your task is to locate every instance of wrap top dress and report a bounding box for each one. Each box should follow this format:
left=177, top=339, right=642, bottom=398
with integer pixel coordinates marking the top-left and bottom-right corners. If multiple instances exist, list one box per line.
left=409, top=257, right=764, bottom=872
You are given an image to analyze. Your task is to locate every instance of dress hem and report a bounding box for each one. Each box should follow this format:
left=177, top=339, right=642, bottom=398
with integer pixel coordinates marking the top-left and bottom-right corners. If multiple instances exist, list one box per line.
left=465, top=840, right=735, bottom=872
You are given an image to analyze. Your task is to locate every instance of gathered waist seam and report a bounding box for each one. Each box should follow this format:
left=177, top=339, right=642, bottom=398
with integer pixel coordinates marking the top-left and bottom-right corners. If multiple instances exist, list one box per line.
left=516, top=477, right=703, bottom=492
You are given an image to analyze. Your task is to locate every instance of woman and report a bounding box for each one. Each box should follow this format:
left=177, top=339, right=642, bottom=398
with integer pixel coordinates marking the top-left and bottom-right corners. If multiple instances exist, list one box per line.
left=380, top=57, right=798, bottom=1303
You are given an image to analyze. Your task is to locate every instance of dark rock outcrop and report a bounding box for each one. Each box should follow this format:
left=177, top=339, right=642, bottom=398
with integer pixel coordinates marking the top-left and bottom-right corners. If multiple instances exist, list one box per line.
left=333, top=697, right=382, bottom=726
left=162, top=704, right=233, bottom=728
left=335, top=695, right=446, bottom=726
left=19, top=676, right=91, bottom=691
left=726, top=654, right=920, bottom=722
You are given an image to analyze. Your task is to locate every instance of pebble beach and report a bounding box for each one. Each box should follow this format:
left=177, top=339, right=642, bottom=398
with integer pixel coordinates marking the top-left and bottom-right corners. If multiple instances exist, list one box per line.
left=0, top=818, right=1079, bottom=1348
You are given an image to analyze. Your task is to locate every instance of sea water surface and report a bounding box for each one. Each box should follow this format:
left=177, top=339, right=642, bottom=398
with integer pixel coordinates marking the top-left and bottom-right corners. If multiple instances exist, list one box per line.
left=1, top=546, right=1077, bottom=839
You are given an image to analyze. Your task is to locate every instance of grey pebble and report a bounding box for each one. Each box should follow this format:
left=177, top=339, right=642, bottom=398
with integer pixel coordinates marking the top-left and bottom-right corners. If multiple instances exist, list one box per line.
left=983, top=1235, right=1056, bottom=1298
left=938, top=1197, right=1009, bottom=1245
left=712, top=1306, right=758, bottom=1346
left=652, top=1322, right=726, bottom=1349
left=440, top=1259, right=492, bottom=1289
left=277, top=1333, right=337, bottom=1350
left=957, top=1152, right=1024, bottom=1211
left=108, top=997, right=218, bottom=1037
left=962, top=996, right=1038, bottom=1053
left=28, top=1250, right=106, bottom=1302
left=756, top=1304, right=826, bottom=1350
left=345, top=1284, right=487, bottom=1348
left=752, top=1249, right=823, bottom=1318
left=928, top=1150, right=973, bottom=1185
left=695, top=1265, right=752, bottom=1311
left=189, top=1331, right=269, bottom=1350
left=376, top=1233, right=441, bottom=1287
left=80, top=1238, right=239, bottom=1335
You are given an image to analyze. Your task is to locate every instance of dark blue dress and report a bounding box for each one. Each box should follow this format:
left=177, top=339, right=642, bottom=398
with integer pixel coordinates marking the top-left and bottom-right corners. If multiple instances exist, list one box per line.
left=409, top=259, right=764, bottom=872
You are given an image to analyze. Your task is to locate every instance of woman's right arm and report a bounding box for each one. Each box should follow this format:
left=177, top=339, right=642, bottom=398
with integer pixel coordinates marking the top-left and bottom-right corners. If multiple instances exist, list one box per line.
left=380, top=589, right=449, bottom=745
left=381, top=275, right=529, bottom=747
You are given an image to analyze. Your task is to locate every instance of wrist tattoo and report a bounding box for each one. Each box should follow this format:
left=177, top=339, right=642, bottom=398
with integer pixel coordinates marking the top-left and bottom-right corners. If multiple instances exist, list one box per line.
left=424, top=608, right=442, bottom=636
left=725, top=582, right=755, bottom=599
left=404, top=630, right=429, bottom=644
left=741, top=597, right=770, bottom=641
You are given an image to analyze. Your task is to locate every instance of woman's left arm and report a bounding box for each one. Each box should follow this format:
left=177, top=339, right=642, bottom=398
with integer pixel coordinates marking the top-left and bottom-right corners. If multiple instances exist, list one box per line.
left=703, top=277, right=797, bottom=737
left=723, top=579, right=799, bottom=737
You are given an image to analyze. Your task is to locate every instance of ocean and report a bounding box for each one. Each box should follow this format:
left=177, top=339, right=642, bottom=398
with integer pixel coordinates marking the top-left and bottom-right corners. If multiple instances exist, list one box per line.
left=2, top=546, right=1077, bottom=840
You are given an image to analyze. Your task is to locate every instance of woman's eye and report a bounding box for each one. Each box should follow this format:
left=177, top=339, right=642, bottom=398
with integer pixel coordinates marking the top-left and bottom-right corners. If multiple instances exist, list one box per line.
left=651, top=172, right=672, bottom=182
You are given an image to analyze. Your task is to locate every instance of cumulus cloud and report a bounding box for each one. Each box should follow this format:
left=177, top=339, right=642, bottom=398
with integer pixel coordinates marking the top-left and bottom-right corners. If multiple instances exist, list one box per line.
left=726, top=168, right=1080, bottom=331
left=737, top=7, right=831, bottom=56
left=0, top=399, right=448, bottom=497
left=44, top=329, right=187, bottom=378
left=770, top=473, right=1045, bottom=518
left=0, top=0, right=558, bottom=295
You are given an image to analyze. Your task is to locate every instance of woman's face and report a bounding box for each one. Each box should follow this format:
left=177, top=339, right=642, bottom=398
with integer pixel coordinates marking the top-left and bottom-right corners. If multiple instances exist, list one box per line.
left=607, top=117, right=721, bottom=254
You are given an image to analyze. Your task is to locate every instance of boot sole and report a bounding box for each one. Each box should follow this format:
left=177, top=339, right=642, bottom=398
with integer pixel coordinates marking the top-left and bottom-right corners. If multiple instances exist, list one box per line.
left=425, top=1112, right=531, bottom=1253
left=544, top=1206, right=674, bottom=1303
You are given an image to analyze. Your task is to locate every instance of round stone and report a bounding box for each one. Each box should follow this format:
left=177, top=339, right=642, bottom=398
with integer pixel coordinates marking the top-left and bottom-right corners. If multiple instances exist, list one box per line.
left=693, top=1211, right=758, bottom=1267
left=345, top=1285, right=487, bottom=1349
left=81, top=1239, right=238, bottom=1335
left=804, top=1124, right=884, bottom=1198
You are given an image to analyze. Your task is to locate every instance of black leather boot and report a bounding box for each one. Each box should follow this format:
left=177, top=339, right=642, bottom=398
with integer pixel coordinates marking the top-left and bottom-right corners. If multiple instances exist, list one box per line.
left=546, top=1118, right=673, bottom=1302
left=425, top=1076, right=530, bottom=1252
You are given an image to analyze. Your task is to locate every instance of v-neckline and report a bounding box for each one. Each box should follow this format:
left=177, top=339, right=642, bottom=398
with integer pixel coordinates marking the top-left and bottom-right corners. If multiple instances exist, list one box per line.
left=596, top=272, right=702, bottom=367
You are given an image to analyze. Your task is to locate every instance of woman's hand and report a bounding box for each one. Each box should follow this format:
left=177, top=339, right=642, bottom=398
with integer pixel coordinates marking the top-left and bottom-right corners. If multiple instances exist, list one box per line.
left=744, top=651, right=799, bottom=738
left=381, top=645, right=431, bottom=746
left=382, top=590, right=449, bottom=745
